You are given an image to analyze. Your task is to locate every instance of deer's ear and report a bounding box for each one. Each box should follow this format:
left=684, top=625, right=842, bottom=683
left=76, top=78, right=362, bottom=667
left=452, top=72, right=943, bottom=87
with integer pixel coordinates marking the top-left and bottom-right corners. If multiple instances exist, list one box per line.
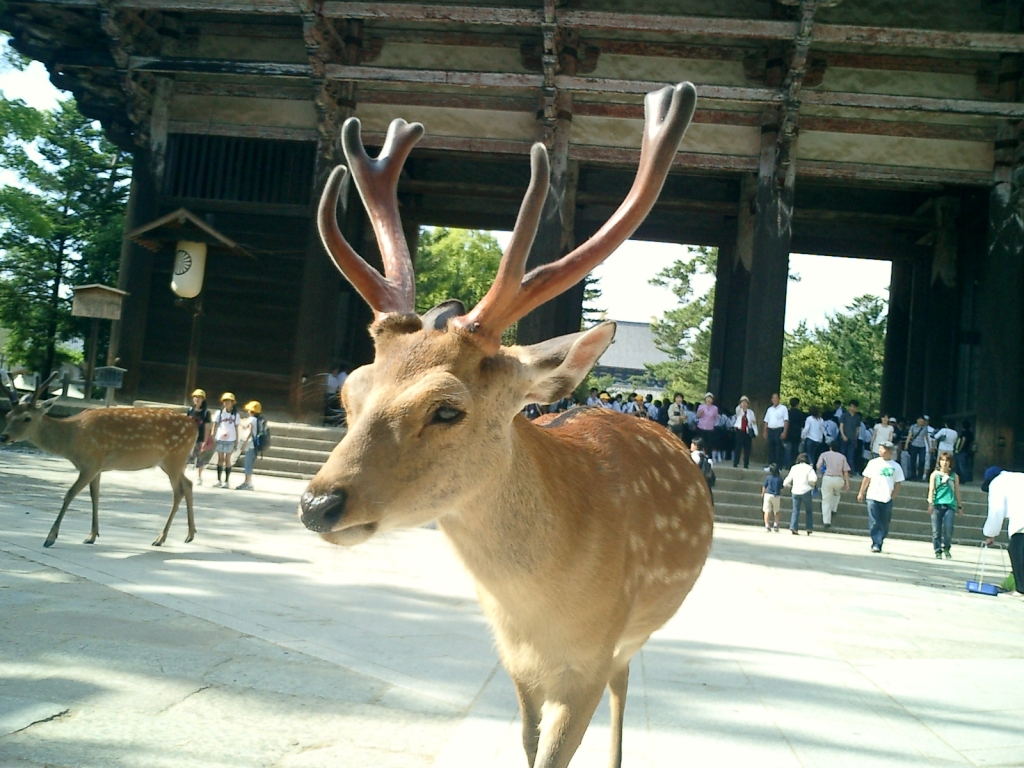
left=38, top=398, right=58, bottom=413
left=513, top=321, right=616, bottom=406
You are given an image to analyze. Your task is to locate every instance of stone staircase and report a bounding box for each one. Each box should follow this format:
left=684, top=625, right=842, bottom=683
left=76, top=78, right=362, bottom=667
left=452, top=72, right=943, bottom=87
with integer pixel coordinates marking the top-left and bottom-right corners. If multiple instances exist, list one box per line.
left=252, top=422, right=345, bottom=479
left=711, top=464, right=989, bottom=545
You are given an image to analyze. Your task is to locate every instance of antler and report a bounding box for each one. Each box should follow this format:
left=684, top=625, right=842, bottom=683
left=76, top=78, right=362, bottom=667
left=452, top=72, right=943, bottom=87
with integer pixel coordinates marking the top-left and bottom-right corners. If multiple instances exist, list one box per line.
left=318, top=117, right=424, bottom=318
left=30, top=372, right=59, bottom=407
left=453, top=82, right=697, bottom=353
left=1, top=372, right=18, bottom=408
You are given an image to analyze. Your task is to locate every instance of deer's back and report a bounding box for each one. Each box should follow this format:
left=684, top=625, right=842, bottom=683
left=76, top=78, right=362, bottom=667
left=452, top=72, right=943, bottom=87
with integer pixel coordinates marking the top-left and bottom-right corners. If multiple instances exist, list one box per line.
left=508, top=408, right=714, bottom=654
left=68, top=408, right=197, bottom=471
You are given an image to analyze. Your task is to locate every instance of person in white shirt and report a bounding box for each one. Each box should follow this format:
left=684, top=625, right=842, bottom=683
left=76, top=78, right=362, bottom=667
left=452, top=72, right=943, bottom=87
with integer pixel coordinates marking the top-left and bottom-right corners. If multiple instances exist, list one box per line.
left=586, top=387, right=601, bottom=407
left=932, top=419, right=958, bottom=455
left=857, top=441, right=905, bottom=552
left=982, top=466, right=1024, bottom=595
left=783, top=453, right=817, bottom=534
left=870, top=414, right=895, bottom=458
left=732, top=395, right=757, bottom=469
left=762, top=392, right=789, bottom=471
left=667, top=392, right=686, bottom=440
left=801, top=406, right=826, bottom=466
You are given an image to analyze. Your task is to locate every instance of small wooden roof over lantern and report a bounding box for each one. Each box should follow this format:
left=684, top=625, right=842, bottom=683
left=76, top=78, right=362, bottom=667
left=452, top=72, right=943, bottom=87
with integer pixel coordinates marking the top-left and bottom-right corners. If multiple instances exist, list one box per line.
left=127, top=208, right=251, bottom=299
left=71, top=284, right=128, bottom=321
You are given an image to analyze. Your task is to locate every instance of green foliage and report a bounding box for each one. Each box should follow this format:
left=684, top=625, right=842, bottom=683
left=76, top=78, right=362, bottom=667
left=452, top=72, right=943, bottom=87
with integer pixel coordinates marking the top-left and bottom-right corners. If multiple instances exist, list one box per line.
left=581, top=274, right=604, bottom=327
left=414, top=227, right=503, bottom=314
left=781, top=295, right=887, bottom=414
left=0, top=98, right=130, bottom=374
left=643, top=246, right=717, bottom=399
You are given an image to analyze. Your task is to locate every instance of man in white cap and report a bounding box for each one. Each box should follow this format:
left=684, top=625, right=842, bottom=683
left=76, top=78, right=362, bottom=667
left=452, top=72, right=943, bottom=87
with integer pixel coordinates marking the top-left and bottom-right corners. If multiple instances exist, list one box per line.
left=982, top=466, right=1024, bottom=596
left=857, top=440, right=904, bottom=553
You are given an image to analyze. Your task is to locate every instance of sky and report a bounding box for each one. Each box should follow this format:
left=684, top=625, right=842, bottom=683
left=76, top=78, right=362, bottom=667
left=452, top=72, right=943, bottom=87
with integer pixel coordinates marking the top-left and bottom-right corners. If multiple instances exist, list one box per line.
left=0, top=46, right=892, bottom=333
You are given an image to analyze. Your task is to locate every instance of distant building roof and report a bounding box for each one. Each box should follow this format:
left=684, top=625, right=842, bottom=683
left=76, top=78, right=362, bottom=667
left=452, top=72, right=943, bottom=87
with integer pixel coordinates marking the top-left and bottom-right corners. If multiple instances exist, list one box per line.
left=596, top=321, right=672, bottom=373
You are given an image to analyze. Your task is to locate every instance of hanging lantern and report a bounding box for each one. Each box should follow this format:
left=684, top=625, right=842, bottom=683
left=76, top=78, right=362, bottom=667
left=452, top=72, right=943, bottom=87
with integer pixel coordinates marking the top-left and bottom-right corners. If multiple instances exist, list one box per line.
left=171, top=240, right=207, bottom=298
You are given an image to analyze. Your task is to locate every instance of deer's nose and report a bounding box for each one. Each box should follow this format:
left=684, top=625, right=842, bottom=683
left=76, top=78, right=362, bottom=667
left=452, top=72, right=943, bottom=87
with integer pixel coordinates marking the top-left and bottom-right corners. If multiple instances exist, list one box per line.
left=299, top=488, right=347, bottom=533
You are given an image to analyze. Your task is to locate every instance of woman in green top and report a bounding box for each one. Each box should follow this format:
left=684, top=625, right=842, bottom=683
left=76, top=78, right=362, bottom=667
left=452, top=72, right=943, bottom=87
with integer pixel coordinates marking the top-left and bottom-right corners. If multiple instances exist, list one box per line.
left=928, top=451, right=963, bottom=559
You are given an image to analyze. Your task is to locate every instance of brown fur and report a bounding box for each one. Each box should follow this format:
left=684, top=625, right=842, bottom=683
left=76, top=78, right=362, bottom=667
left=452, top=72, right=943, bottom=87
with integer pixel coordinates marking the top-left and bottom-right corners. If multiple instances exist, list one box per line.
left=300, top=324, right=714, bottom=768
left=1, top=406, right=198, bottom=547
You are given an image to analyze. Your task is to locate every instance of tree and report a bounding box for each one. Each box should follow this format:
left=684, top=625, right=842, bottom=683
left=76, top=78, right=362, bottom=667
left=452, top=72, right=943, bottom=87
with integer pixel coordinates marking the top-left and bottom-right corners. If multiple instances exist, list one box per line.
left=414, top=227, right=503, bottom=314
left=643, top=246, right=717, bottom=399
left=780, top=295, right=887, bottom=415
left=0, top=96, right=130, bottom=375
left=780, top=322, right=844, bottom=408
left=816, top=294, right=887, bottom=414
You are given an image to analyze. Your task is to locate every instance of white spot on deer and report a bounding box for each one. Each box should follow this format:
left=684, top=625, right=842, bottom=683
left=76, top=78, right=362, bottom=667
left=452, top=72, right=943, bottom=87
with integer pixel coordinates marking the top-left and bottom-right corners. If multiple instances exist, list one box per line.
left=638, top=479, right=649, bottom=494
left=654, top=516, right=668, bottom=531
left=631, top=481, right=641, bottom=495
left=670, top=465, right=681, bottom=481
left=629, top=533, right=644, bottom=552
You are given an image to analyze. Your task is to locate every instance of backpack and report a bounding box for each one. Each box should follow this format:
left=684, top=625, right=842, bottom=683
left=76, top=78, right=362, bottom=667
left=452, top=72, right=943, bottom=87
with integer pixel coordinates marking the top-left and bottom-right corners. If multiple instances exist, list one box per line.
left=698, top=453, right=716, bottom=488
left=253, top=417, right=271, bottom=454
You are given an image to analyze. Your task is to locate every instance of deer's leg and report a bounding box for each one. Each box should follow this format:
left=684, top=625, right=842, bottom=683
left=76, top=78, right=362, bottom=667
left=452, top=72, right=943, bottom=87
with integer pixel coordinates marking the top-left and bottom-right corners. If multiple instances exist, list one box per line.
left=154, top=468, right=184, bottom=547
left=45, top=471, right=96, bottom=548
left=607, top=663, right=630, bottom=768
left=513, top=676, right=544, bottom=768
left=84, top=474, right=101, bottom=544
left=533, top=673, right=608, bottom=768
left=181, top=475, right=195, bottom=543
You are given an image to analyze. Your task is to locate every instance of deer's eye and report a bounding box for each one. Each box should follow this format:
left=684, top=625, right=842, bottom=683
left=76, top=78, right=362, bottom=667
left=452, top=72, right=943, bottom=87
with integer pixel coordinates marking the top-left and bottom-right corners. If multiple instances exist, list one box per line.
left=431, top=405, right=464, bottom=425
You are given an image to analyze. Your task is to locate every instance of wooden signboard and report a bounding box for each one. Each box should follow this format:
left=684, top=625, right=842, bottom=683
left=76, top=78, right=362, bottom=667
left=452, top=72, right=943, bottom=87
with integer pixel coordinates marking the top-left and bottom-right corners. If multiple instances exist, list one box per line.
left=71, top=284, right=127, bottom=321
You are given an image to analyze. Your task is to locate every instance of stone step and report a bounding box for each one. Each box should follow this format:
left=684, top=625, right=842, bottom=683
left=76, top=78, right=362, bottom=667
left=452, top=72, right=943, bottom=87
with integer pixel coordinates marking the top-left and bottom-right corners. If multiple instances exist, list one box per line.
left=713, top=502, right=988, bottom=545
left=709, top=488, right=988, bottom=521
left=711, top=465, right=988, bottom=502
left=259, top=446, right=335, bottom=464
left=267, top=422, right=346, bottom=443
left=268, top=435, right=341, bottom=452
left=252, top=456, right=329, bottom=476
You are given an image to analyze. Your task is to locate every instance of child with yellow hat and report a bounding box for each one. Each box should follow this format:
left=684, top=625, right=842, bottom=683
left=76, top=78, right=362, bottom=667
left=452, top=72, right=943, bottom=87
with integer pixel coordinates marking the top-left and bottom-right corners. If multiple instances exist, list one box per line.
left=235, top=400, right=265, bottom=491
left=212, top=392, right=239, bottom=488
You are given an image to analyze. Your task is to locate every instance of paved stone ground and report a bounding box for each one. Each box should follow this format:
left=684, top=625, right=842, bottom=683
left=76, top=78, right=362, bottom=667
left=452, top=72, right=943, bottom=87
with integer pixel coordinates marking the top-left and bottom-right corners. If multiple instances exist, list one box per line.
left=1, top=448, right=1022, bottom=768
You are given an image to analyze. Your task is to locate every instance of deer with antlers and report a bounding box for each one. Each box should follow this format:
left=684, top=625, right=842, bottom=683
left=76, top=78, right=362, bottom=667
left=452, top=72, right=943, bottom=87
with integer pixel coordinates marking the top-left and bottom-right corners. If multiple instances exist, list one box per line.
left=299, top=83, right=711, bottom=768
left=1, top=374, right=198, bottom=548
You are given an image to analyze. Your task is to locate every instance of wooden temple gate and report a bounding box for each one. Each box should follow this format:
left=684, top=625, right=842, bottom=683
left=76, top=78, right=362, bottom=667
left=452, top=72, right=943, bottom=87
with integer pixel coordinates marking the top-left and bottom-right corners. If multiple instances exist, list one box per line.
left=3, top=0, right=1024, bottom=470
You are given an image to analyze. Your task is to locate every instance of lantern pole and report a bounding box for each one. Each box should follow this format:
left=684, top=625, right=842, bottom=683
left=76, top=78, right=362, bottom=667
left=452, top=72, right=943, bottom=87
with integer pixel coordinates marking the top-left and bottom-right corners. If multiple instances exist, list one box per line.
left=184, top=292, right=203, bottom=406
left=84, top=317, right=99, bottom=399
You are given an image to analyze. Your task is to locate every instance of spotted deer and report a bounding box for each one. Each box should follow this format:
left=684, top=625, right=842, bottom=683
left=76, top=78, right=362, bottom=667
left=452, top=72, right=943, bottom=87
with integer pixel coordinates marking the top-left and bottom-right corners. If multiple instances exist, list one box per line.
left=298, top=83, right=712, bottom=768
left=1, top=374, right=198, bottom=548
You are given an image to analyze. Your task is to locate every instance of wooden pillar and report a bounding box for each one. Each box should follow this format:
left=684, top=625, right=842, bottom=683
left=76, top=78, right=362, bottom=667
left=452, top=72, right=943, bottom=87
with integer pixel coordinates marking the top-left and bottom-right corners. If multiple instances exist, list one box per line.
left=517, top=95, right=577, bottom=345
left=881, top=258, right=912, bottom=417
left=903, top=256, right=931, bottom=420
left=290, top=157, right=350, bottom=422
left=741, top=120, right=793, bottom=448
left=975, top=163, right=1024, bottom=470
left=922, top=197, right=960, bottom=421
left=708, top=174, right=755, bottom=410
left=108, top=147, right=159, bottom=402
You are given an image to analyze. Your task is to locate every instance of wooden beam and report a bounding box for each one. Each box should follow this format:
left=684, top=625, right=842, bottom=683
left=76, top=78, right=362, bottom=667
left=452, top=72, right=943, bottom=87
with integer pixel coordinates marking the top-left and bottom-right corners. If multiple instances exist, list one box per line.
left=167, top=119, right=318, bottom=141
left=130, top=56, right=1024, bottom=118
left=325, top=63, right=542, bottom=88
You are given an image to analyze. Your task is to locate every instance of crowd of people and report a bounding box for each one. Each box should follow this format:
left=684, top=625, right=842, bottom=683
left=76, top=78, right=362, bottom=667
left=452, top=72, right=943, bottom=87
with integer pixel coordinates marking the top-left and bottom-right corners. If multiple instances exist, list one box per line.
left=520, top=388, right=1003, bottom=565
left=534, top=390, right=975, bottom=482
left=186, top=389, right=269, bottom=491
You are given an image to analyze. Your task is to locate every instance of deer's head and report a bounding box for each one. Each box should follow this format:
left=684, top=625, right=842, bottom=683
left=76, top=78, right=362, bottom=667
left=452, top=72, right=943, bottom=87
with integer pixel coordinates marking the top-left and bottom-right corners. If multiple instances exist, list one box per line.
left=299, top=83, right=696, bottom=546
left=0, top=373, right=58, bottom=445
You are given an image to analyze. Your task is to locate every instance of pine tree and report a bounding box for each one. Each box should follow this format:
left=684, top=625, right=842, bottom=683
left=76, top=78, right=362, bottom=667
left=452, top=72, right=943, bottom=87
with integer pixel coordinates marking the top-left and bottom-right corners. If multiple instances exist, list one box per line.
left=0, top=97, right=130, bottom=375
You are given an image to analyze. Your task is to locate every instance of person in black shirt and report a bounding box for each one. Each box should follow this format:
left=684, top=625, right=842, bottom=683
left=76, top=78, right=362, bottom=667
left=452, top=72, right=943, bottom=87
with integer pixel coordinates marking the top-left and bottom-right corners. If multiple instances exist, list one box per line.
left=785, top=397, right=806, bottom=470
left=955, top=420, right=975, bottom=483
left=186, top=388, right=213, bottom=486
left=839, top=400, right=863, bottom=475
